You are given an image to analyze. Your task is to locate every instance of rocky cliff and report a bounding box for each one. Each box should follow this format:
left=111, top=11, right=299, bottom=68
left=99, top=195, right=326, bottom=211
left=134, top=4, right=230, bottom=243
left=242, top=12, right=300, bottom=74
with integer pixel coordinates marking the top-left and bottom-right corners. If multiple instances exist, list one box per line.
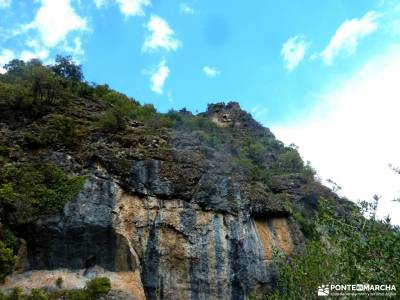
left=0, top=61, right=351, bottom=299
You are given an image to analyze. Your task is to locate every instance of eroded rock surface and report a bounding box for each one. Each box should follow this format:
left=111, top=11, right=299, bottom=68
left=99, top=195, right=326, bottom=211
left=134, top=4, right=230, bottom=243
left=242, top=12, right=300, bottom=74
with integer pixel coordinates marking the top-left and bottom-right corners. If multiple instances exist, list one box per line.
left=4, top=165, right=304, bottom=299
left=1, top=102, right=346, bottom=299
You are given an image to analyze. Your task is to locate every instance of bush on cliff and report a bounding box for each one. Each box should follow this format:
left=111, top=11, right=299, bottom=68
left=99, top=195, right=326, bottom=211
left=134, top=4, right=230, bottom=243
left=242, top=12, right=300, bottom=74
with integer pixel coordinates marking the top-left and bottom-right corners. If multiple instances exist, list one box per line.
left=23, top=114, right=84, bottom=149
left=0, top=241, right=16, bottom=283
left=268, top=197, right=400, bottom=299
left=84, top=277, right=111, bottom=299
left=0, top=277, right=111, bottom=300
left=0, top=162, right=85, bottom=224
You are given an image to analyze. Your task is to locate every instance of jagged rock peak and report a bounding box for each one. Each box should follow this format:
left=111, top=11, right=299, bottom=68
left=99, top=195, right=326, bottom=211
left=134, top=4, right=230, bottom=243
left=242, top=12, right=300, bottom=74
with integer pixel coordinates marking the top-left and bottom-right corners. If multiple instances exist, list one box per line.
left=203, top=101, right=274, bottom=138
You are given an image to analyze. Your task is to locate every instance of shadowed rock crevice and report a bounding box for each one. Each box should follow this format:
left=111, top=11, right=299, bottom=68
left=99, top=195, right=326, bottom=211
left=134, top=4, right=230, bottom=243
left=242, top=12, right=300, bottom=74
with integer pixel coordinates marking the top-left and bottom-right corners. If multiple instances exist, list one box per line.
left=141, top=218, right=161, bottom=299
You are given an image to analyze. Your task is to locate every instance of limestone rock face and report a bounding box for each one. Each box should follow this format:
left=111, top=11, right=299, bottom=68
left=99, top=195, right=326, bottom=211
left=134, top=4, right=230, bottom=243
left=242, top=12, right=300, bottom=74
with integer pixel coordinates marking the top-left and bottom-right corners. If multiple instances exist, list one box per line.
left=1, top=102, right=345, bottom=299
left=4, top=164, right=305, bottom=299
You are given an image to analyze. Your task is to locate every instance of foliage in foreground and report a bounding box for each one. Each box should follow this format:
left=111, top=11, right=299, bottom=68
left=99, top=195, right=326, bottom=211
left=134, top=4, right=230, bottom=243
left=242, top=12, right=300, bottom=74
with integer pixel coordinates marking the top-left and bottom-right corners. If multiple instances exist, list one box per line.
left=267, top=197, right=400, bottom=300
left=0, top=277, right=111, bottom=300
left=0, top=160, right=85, bottom=282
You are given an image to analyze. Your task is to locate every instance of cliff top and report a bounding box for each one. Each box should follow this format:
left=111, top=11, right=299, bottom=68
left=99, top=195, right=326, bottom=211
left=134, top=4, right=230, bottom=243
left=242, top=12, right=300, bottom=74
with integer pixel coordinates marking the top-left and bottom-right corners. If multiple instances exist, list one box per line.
left=0, top=57, right=351, bottom=222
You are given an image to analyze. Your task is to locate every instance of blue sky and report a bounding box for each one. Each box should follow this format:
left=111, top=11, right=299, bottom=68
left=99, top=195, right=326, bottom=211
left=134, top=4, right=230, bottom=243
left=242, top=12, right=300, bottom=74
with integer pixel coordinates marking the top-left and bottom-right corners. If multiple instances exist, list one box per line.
left=1, top=0, right=400, bottom=223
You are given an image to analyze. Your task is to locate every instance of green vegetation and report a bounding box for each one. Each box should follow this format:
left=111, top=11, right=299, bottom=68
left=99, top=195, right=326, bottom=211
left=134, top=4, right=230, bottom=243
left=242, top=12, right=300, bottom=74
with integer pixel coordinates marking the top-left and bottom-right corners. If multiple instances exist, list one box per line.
left=0, top=227, right=18, bottom=283
left=166, top=110, right=229, bottom=149
left=267, top=197, right=400, bottom=299
left=0, top=160, right=85, bottom=282
left=84, top=277, right=112, bottom=299
left=24, top=114, right=83, bottom=149
left=96, top=86, right=171, bottom=131
left=51, top=55, right=83, bottom=84
left=0, top=161, right=85, bottom=224
left=234, top=141, right=315, bottom=188
left=0, top=58, right=73, bottom=118
left=0, top=277, right=111, bottom=300
left=0, top=241, right=16, bottom=283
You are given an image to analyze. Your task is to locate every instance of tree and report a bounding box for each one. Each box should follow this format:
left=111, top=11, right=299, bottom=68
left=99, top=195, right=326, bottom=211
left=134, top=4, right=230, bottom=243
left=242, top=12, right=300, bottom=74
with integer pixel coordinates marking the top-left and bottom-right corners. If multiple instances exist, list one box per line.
left=3, top=59, right=25, bottom=77
left=52, top=55, right=83, bottom=83
left=269, top=196, right=400, bottom=299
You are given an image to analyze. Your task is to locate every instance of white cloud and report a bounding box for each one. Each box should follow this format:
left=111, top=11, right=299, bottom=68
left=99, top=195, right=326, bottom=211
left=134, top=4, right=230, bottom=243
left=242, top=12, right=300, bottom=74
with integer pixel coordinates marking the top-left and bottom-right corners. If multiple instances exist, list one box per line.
left=150, top=59, right=169, bottom=94
left=202, top=66, right=220, bottom=78
left=20, top=49, right=49, bottom=62
left=115, top=0, right=150, bottom=17
left=0, top=49, right=15, bottom=73
left=273, top=44, right=400, bottom=224
left=61, top=37, right=85, bottom=59
left=180, top=3, right=194, bottom=15
left=142, top=15, right=181, bottom=52
left=281, top=35, right=310, bottom=72
left=30, top=0, right=87, bottom=48
left=0, top=0, right=11, bottom=9
left=318, top=11, right=380, bottom=65
left=93, top=0, right=107, bottom=8
left=93, top=0, right=150, bottom=16
left=20, top=39, right=49, bottom=61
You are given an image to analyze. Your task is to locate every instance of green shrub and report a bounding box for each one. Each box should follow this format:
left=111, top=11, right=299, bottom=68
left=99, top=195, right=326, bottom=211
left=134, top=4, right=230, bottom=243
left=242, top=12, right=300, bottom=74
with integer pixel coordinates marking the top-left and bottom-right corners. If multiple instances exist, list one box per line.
left=98, top=107, right=127, bottom=132
left=93, top=84, right=111, bottom=99
left=24, top=115, right=82, bottom=149
left=97, top=88, right=160, bottom=131
left=0, top=162, right=85, bottom=224
left=268, top=197, right=400, bottom=299
left=77, top=83, right=94, bottom=98
left=292, top=209, right=315, bottom=239
left=300, top=163, right=316, bottom=182
left=1, top=287, right=24, bottom=300
left=0, top=145, right=10, bottom=157
left=85, top=277, right=111, bottom=299
left=0, top=277, right=111, bottom=299
left=65, top=290, right=89, bottom=300
left=40, top=114, right=81, bottom=147
left=27, top=289, right=48, bottom=300
left=275, top=149, right=304, bottom=173
left=0, top=228, right=18, bottom=253
left=0, top=241, right=16, bottom=283
left=0, top=82, right=33, bottom=113
left=132, top=104, right=157, bottom=123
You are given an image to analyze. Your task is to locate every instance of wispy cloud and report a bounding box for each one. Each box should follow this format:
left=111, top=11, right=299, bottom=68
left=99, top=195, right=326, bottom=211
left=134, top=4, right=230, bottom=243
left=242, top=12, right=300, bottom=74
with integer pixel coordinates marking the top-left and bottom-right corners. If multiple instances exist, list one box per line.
left=0, top=0, right=11, bottom=9
left=150, top=59, right=170, bottom=94
left=93, top=0, right=150, bottom=17
left=202, top=66, right=220, bottom=78
left=61, top=37, right=85, bottom=59
left=317, top=11, right=380, bottom=65
left=0, top=49, right=15, bottom=73
left=281, top=35, right=310, bottom=72
left=142, top=15, right=181, bottom=52
left=93, top=0, right=107, bottom=8
left=273, top=44, right=400, bottom=224
left=179, top=3, right=194, bottom=15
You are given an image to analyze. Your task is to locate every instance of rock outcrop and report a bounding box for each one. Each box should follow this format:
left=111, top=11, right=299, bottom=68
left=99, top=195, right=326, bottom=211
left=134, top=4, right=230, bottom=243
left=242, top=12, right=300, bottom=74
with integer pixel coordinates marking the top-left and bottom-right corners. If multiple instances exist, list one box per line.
left=1, top=101, right=346, bottom=299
